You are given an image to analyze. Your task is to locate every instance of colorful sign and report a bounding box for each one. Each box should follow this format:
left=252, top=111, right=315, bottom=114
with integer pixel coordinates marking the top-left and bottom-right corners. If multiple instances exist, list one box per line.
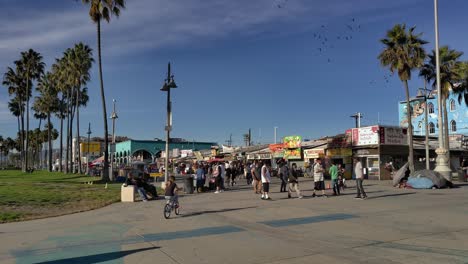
left=283, top=135, right=302, bottom=149
left=269, top=143, right=285, bottom=158
left=303, top=149, right=324, bottom=159
left=352, top=126, right=379, bottom=146
left=181, top=149, right=193, bottom=158
left=194, top=151, right=203, bottom=161
left=284, top=148, right=301, bottom=159
left=80, top=142, right=101, bottom=153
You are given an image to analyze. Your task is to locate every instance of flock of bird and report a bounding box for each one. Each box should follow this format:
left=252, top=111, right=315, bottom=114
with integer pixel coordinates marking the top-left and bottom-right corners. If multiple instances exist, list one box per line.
left=274, top=0, right=394, bottom=88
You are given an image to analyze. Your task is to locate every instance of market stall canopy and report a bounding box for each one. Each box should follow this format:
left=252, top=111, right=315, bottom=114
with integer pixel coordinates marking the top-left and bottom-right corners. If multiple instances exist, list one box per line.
left=207, top=158, right=225, bottom=163
left=91, top=156, right=104, bottom=166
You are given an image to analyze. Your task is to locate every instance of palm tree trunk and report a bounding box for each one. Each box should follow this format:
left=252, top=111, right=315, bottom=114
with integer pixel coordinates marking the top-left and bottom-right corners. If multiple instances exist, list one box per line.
left=76, top=88, right=82, bottom=174
left=65, top=91, right=70, bottom=173
left=59, top=103, right=64, bottom=172
left=97, top=20, right=110, bottom=182
left=36, top=119, right=42, bottom=169
left=47, top=112, right=52, bottom=172
left=404, top=80, right=415, bottom=172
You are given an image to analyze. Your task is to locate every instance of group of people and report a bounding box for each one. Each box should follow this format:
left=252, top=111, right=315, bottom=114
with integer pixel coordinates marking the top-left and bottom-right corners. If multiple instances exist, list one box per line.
left=128, top=157, right=369, bottom=202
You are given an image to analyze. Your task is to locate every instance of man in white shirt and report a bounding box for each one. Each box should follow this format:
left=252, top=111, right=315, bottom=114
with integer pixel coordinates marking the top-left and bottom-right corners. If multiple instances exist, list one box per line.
left=312, top=158, right=327, bottom=197
left=354, top=158, right=367, bottom=199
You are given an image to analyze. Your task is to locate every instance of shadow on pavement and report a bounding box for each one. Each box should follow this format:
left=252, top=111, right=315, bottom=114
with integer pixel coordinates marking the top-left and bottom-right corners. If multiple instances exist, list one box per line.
left=33, top=246, right=159, bottom=264
left=180, top=206, right=258, bottom=218
left=366, top=192, right=417, bottom=200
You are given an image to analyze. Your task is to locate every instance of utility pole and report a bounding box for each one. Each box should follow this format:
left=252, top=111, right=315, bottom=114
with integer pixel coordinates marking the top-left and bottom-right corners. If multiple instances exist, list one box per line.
left=225, top=134, right=232, bottom=147
left=350, top=112, right=363, bottom=128
left=86, top=122, right=92, bottom=175
left=109, top=99, right=118, bottom=181
left=274, top=126, right=278, bottom=144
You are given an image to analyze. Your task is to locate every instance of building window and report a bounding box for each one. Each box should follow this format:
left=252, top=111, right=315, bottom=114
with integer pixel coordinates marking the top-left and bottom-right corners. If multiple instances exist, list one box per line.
left=450, top=99, right=456, bottom=111
left=428, top=102, right=434, bottom=114
left=429, top=122, right=435, bottom=134
left=451, top=120, right=457, bottom=132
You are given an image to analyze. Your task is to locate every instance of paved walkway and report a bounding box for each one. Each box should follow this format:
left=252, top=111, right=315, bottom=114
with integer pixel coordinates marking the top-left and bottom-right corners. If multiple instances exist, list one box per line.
left=1, top=178, right=468, bottom=264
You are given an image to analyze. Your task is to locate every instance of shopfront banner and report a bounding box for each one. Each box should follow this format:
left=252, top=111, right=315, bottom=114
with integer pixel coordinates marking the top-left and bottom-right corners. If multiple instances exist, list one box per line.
left=379, top=127, right=408, bottom=145
left=283, top=135, right=302, bottom=148
left=303, top=149, right=324, bottom=159
left=269, top=143, right=285, bottom=158
left=352, top=126, right=379, bottom=146
left=284, top=148, right=302, bottom=159
left=326, top=148, right=352, bottom=157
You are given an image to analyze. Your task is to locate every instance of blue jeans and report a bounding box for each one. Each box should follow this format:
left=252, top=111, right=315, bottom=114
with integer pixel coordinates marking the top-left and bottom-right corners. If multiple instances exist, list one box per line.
left=136, top=187, right=148, bottom=201
left=331, top=179, right=340, bottom=195
left=165, top=195, right=179, bottom=205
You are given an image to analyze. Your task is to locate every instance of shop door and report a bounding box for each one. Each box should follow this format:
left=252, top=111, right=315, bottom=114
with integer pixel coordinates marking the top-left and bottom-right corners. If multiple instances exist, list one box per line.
left=366, top=157, right=380, bottom=180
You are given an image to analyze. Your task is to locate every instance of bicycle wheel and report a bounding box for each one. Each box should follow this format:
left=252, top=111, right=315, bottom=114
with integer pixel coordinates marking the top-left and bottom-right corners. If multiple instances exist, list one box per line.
left=164, top=203, right=172, bottom=219
left=174, top=203, right=180, bottom=215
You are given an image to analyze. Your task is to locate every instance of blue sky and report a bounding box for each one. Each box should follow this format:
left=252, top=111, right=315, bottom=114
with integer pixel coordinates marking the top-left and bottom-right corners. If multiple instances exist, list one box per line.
left=1, top=0, right=468, bottom=146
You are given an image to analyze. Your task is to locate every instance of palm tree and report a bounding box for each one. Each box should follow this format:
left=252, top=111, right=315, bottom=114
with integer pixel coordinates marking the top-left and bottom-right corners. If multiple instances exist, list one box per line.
left=453, top=61, right=468, bottom=106
left=378, top=24, right=428, bottom=172
left=82, top=0, right=125, bottom=181
left=36, top=72, right=59, bottom=171
left=3, top=65, right=27, bottom=169
left=8, top=97, right=23, bottom=146
left=65, top=43, right=94, bottom=174
left=420, top=46, right=464, bottom=158
left=18, top=49, right=45, bottom=171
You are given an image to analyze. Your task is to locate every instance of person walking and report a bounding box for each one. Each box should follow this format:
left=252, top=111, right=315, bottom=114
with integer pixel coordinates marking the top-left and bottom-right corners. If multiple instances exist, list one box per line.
left=329, top=161, right=340, bottom=196
left=251, top=161, right=262, bottom=194
left=288, top=163, right=303, bottom=199
left=213, top=162, right=223, bottom=194
left=354, top=158, right=367, bottom=199
left=312, top=158, right=327, bottom=198
left=261, top=162, right=272, bottom=200
left=195, top=164, right=205, bottom=193
left=279, top=160, right=288, bottom=192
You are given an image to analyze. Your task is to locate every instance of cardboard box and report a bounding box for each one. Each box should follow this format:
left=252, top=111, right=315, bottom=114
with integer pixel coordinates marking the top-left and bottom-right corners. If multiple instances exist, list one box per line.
left=121, top=185, right=135, bottom=202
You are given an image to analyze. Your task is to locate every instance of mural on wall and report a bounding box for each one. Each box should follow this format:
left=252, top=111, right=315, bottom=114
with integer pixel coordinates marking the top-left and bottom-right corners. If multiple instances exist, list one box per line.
left=398, top=90, right=468, bottom=135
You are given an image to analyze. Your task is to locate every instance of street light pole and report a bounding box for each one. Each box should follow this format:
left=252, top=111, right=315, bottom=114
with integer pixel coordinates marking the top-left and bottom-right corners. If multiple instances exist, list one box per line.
left=274, top=126, right=278, bottom=144
left=109, top=99, right=118, bottom=181
left=433, top=0, right=452, bottom=180
left=161, top=63, right=177, bottom=183
left=417, top=87, right=432, bottom=170
left=86, top=122, right=92, bottom=175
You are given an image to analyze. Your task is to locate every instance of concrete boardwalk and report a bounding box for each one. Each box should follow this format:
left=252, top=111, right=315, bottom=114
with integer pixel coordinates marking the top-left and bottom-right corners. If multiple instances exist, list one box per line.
left=1, top=178, right=468, bottom=264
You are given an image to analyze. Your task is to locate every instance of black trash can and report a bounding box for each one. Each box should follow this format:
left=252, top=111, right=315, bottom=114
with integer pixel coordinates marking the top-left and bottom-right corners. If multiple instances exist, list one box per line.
left=184, top=176, right=194, bottom=194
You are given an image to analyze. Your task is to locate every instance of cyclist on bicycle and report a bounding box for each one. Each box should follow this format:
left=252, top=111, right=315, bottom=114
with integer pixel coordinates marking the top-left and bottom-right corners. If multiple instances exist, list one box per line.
left=165, top=176, right=181, bottom=207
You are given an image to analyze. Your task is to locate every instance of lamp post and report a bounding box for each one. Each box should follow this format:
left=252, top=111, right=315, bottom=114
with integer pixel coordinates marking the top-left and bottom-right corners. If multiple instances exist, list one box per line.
left=274, top=126, right=278, bottom=144
left=416, top=88, right=433, bottom=170
left=86, top=123, right=92, bottom=175
left=160, top=62, right=177, bottom=183
left=109, top=99, right=118, bottom=181
left=433, top=0, right=452, bottom=180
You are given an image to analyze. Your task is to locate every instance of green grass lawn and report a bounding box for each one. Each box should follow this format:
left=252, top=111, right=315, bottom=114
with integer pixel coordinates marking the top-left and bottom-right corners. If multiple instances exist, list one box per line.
left=0, top=170, right=122, bottom=223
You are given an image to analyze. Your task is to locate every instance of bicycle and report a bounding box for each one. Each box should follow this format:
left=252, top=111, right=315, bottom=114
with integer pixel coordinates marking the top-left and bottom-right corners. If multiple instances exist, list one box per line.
left=163, top=196, right=180, bottom=219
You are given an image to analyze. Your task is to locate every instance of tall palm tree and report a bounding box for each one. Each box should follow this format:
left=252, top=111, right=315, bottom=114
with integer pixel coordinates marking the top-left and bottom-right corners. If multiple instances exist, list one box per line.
left=82, top=0, right=125, bottom=181
left=66, top=43, right=94, bottom=174
left=3, top=65, right=27, bottom=169
left=453, top=61, right=468, bottom=106
left=36, top=72, right=59, bottom=171
left=8, top=97, right=23, bottom=146
left=419, top=46, right=464, bottom=158
left=18, top=49, right=45, bottom=171
left=378, top=24, right=427, bottom=172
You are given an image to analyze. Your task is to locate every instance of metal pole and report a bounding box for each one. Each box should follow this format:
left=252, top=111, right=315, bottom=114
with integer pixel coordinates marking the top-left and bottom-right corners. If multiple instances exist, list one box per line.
left=87, top=122, right=91, bottom=175
left=433, top=0, right=452, bottom=179
left=164, top=64, right=171, bottom=183
left=109, top=99, right=117, bottom=181
left=423, top=88, right=430, bottom=170
left=274, top=127, right=278, bottom=144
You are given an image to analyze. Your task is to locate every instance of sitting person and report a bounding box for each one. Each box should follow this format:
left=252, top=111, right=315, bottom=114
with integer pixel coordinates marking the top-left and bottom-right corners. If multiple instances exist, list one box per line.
left=125, top=173, right=149, bottom=202
left=165, top=176, right=181, bottom=206
left=398, top=167, right=411, bottom=188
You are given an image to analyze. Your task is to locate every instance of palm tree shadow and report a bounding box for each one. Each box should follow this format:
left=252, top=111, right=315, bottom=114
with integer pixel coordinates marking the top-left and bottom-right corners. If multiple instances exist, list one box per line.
left=179, top=206, right=257, bottom=218
left=33, top=246, right=159, bottom=264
